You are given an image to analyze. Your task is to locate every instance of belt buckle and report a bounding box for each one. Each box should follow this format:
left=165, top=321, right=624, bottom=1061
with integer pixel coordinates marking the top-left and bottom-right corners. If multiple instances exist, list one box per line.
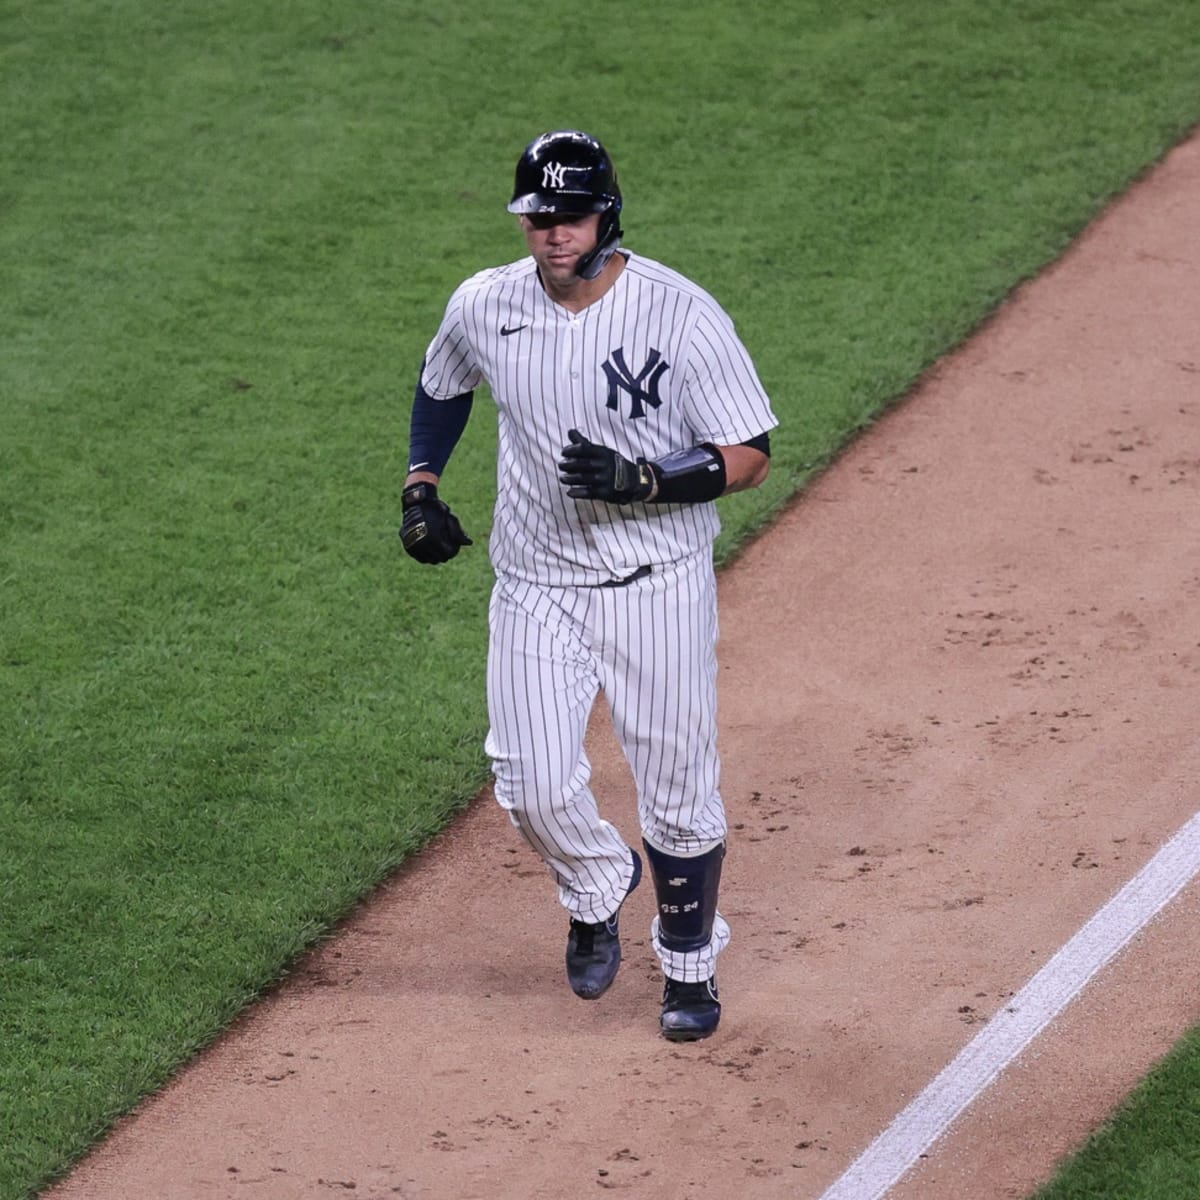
left=599, top=564, right=652, bottom=588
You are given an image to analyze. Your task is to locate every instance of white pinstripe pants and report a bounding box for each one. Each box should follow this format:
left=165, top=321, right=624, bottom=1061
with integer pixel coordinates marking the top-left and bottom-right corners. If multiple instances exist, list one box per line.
left=485, top=553, right=731, bottom=978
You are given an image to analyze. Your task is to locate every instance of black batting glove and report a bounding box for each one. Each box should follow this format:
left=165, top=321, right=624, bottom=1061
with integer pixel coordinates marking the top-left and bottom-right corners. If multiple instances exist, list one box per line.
left=558, top=428, right=654, bottom=504
left=399, top=482, right=473, bottom=564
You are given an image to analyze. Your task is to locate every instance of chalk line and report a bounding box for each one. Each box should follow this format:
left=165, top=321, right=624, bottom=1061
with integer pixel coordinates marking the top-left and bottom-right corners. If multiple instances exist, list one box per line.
left=819, top=808, right=1200, bottom=1200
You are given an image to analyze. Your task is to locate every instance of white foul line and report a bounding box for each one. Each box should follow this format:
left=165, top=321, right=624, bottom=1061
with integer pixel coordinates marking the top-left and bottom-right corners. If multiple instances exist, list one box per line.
left=820, top=808, right=1200, bottom=1200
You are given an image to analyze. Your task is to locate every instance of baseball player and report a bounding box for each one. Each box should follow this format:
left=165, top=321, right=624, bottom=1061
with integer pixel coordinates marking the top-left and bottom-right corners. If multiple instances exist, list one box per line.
left=400, top=130, right=777, bottom=1040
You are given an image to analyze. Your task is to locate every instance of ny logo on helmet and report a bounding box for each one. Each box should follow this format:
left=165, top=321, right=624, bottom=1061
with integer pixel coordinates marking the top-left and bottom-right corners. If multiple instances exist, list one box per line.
left=542, top=162, right=568, bottom=189
left=601, top=347, right=670, bottom=420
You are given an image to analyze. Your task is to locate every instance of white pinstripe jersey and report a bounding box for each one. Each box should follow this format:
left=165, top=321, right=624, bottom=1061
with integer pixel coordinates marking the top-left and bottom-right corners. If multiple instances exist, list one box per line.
left=421, top=250, right=778, bottom=586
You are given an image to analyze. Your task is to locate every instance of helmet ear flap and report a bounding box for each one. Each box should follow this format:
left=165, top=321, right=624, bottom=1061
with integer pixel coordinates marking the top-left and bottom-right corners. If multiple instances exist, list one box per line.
left=575, top=199, right=623, bottom=280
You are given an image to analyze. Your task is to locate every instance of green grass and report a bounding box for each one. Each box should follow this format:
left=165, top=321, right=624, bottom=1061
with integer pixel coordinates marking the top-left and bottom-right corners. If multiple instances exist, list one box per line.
left=3, top=1, right=1200, bottom=1196
left=1034, top=1027, right=1200, bottom=1198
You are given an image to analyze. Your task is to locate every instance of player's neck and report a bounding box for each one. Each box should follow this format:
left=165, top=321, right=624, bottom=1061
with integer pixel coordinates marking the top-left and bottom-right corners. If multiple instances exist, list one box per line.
left=540, top=252, right=625, bottom=313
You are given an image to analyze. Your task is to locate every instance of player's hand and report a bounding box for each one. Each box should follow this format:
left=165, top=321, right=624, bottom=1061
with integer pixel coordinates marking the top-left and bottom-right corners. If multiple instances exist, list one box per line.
left=558, top=429, right=654, bottom=504
left=399, top=482, right=473, bottom=564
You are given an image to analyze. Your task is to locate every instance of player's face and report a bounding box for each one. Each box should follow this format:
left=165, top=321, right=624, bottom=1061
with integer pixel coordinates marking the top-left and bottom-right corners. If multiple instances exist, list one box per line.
left=520, top=212, right=601, bottom=291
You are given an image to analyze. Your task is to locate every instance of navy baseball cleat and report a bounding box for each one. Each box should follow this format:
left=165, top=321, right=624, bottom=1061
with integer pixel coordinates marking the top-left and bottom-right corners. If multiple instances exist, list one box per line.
left=566, top=850, right=642, bottom=999
left=660, top=976, right=721, bottom=1041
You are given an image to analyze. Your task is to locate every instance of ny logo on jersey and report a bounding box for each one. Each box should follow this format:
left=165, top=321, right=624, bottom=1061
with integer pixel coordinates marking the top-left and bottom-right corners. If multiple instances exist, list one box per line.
left=542, top=161, right=568, bottom=189
left=601, top=347, right=670, bottom=420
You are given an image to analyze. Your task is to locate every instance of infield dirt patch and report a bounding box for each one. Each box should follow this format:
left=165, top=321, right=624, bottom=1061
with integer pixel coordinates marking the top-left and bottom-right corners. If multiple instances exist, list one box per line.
left=45, top=130, right=1200, bottom=1200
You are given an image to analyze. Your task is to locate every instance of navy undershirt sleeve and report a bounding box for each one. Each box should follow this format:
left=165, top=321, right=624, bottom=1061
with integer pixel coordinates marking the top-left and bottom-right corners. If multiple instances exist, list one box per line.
left=741, top=431, right=771, bottom=456
left=407, top=368, right=474, bottom=476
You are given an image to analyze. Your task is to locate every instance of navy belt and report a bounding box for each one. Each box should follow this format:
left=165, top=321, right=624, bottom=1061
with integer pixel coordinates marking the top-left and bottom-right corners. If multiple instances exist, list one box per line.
left=598, top=564, right=652, bottom=588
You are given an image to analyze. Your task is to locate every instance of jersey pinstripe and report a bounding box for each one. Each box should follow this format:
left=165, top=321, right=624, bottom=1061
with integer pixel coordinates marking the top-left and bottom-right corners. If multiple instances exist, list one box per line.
left=421, top=251, right=779, bottom=585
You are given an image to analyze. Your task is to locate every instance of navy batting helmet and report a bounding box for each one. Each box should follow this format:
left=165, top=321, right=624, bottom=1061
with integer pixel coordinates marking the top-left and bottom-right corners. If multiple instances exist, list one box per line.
left=507, top=130, right=623, bottom=280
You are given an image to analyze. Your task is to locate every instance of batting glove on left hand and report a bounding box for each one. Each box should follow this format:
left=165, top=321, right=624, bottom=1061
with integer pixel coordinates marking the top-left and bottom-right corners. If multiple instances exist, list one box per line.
left=558, top=428, right=654, bottom=504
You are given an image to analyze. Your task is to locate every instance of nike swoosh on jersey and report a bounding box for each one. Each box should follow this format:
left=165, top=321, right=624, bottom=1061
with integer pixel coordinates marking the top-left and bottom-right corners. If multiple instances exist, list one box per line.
left=500, top=323, right=529, bottom=336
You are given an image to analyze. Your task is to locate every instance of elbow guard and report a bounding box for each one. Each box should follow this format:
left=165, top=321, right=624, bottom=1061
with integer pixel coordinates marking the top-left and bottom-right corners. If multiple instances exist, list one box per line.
left=645, top=443, right=726, bottom=504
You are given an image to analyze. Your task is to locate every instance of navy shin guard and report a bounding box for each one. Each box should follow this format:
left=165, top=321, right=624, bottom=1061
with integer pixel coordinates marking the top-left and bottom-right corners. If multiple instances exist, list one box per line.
left=642, top=841, right=725, bottom=952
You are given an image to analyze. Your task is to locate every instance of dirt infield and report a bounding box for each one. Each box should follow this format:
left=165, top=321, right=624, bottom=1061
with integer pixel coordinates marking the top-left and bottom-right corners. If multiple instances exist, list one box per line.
left=45, top=129, right=1200, bottom=1200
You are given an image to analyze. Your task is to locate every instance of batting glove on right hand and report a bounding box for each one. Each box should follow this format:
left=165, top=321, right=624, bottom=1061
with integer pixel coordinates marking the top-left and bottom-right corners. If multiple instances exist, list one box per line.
left=399, top=482, right=473, bottom=564
left=558, top=428, right=655, bottom=504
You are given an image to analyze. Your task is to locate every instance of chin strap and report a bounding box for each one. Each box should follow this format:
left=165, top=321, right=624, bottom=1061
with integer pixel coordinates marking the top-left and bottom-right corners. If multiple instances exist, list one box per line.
left=575, top=206, right=623, bottom=279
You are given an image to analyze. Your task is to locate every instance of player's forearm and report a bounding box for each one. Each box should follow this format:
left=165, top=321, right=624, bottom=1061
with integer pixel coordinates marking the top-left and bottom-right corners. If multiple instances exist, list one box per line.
left=716, top=443, right=770, bottom=494
left=559, top=431, right=773, bottom=505
left=405, top=467, right=440, bottom=488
